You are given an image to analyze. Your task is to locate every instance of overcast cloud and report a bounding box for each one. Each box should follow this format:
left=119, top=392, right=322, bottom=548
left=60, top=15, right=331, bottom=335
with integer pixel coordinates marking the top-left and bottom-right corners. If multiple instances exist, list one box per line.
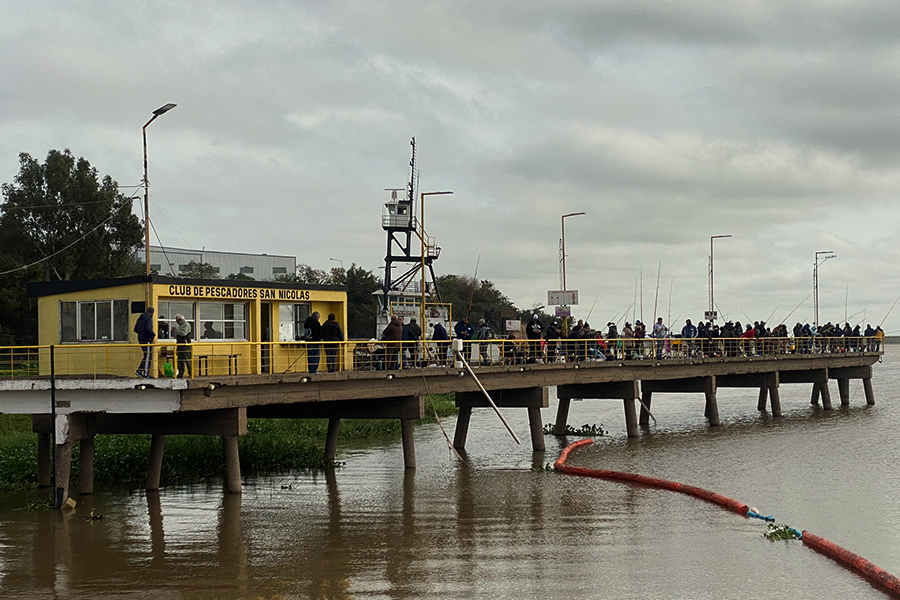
left=3, top=1, right=900, bottom=332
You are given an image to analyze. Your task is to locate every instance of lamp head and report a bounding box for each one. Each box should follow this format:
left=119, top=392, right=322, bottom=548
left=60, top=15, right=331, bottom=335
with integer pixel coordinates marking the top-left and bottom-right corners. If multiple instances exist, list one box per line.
left=153, top=103, right=177, bottom=116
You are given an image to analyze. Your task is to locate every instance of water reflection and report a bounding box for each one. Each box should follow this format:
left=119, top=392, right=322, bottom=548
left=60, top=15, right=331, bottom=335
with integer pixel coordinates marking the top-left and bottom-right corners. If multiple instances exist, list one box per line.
left=0, top=349, right=897, bottom=599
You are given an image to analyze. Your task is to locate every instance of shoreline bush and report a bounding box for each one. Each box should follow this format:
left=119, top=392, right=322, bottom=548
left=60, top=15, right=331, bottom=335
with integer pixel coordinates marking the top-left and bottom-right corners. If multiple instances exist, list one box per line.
left=0, top=394, right=458, bottom=490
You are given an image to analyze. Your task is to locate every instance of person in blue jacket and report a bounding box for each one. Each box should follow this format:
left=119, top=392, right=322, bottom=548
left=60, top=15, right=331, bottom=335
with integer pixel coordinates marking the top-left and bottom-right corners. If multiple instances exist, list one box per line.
left=134, top=307, right=156, bottom=378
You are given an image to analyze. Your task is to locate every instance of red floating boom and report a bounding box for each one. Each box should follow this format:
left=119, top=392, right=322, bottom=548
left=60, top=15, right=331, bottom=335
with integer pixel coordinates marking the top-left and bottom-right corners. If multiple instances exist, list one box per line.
left=554, top=439, right=900, bottom=596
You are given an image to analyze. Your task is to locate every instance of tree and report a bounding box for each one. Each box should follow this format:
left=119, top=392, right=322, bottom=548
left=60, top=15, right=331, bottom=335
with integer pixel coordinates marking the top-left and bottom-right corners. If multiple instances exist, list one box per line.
left=345, top=264, right=380, bottom=338
left=436, top=274, right=517, bottom=328
left=0, top=149, right=143, bottom=282
left=226, top=272, right=255, bottom=281
left=179, top=261, right=220, bottom=279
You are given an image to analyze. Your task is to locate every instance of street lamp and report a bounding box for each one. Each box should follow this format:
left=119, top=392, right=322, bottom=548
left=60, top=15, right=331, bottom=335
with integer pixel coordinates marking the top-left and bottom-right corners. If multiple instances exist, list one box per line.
left=814, top=251, right=837, bottom=329
left=142, top=103, right=176, bottom=302
left=709, top=234, right=732, bottom=323
left=329, top=258, right=343, bottom=270
left=560, top=212, right=586, bottom=333
left=420, top=191, right=453, bottom=339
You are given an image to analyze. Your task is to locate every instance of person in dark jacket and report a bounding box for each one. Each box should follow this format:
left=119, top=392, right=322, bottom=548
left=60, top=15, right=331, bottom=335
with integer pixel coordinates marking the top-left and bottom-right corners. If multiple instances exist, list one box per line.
left=382, top=316, right=403, bottom=370
left=525, top=314, right=542, bottom=363
left=134, top=307, right=155, bottom=378
left=431, top=321, right=450, bottom=366
left=304, top=311, right=322, bottom=373
left=321, top=313, right=344, bottom=372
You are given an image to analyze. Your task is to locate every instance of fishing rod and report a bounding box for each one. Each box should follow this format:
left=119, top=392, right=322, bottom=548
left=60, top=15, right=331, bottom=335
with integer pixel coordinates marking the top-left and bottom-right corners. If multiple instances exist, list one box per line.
left=778, top=295, right=809, bottom=326
left=765, top=305, right=779, bottom=325
left=585, top=297, right=599, bottom=322
left=879, top=294, right=900, bottom=328
left=666, top=278, right=673, bottom=333
left=467, top=254, right=481, bottom=313
left=652, top=261, right=661, bottom=323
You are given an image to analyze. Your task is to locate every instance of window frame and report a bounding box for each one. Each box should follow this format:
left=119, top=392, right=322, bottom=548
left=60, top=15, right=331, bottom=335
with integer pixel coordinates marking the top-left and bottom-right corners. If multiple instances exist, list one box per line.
left=59, top=299, right=129, bottom=344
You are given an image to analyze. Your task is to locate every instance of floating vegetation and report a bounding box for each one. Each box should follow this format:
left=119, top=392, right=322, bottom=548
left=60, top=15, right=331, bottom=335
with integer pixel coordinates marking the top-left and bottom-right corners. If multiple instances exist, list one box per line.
left=543, top=423, right=608, bottom=436
left=765, top=523, right=802, bottom=541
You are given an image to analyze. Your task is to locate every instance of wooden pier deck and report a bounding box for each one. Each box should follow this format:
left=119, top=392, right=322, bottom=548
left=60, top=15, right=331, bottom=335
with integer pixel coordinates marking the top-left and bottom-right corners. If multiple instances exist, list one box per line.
left=0, top=350, right=881, bottom=504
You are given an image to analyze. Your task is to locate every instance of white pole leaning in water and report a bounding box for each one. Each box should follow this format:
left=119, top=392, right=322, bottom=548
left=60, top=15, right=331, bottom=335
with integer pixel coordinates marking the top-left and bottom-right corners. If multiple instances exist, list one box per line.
left=454, top=341, right=520, bottom=444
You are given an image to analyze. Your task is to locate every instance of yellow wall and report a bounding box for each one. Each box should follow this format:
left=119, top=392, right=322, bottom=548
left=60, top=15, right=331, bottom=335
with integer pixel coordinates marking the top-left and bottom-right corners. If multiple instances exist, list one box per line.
left=36, top=280, right=348, bottom=377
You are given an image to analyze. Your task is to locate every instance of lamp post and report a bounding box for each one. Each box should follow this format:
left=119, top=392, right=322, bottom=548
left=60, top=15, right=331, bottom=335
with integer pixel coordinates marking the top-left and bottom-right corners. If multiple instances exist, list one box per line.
left=142, top=103, right=176, bottom=303
left=708, top=234, right=732, bottom=323
left=814, top=251, right=837, bottom=329
left=560, top=212, right=586, bottom=333
left=329, top=258, right=343, bottom=270
left=420, top=191, right=452, bottom=339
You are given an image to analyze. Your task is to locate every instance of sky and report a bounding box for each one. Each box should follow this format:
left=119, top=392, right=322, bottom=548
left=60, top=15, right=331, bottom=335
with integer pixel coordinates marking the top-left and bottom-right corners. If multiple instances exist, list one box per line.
left=3, top=1, right=900, bottom=333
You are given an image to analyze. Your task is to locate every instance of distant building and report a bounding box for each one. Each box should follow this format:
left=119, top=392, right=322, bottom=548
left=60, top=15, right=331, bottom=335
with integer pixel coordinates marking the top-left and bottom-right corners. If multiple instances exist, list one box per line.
left=144, top=246, right=296, bottom=280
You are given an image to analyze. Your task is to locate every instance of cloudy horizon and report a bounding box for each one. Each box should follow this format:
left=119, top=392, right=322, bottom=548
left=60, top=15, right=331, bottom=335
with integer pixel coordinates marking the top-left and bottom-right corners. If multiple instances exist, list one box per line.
left=4, top=1, right=900, bottom=332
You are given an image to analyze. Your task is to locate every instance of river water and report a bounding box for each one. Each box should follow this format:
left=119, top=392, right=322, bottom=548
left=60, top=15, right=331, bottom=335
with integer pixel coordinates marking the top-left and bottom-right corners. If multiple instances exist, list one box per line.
left=1, top=349, right=899, bottom=599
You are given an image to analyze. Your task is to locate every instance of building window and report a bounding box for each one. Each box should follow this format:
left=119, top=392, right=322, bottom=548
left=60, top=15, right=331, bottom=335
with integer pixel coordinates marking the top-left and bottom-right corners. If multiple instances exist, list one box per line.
left=198, top=302, right=247, bottom=340
left=279, top=303, right=310, bottom=341
left=272, top=267, right=287, bottom=274
left=60, top=300, right=129, bottom=343
left=239, top=266, right=254, bottom=274
left=150, top=264, right=161, bottom=272
left=157, top=301, right=196, bottom=341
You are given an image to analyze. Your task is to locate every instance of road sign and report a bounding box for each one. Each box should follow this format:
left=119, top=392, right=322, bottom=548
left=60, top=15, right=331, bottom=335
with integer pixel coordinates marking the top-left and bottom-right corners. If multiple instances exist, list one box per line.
left=555, top=306, right=571, bottom=317
left=704, top=310, right=717, bottom=321
left=548, top=290, right=578, bottom=306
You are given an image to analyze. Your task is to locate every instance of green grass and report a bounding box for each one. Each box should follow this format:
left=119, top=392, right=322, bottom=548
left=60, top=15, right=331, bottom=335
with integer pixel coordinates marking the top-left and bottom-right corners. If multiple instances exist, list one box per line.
left=0, top=394, right=459, bottom=490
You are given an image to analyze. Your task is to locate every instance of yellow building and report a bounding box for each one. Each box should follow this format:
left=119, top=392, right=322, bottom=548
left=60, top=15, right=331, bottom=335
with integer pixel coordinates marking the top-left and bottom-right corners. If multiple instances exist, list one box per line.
left=28, top=275, right=347, bottom=377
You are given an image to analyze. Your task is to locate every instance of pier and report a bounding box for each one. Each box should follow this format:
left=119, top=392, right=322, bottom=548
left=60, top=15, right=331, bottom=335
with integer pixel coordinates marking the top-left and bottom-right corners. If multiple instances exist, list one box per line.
left=0, top=340, right=881, bottom=504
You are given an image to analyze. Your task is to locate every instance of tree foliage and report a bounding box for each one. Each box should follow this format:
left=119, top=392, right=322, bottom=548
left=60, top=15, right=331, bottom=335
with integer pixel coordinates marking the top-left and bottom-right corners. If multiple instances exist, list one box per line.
left=0, top=149, right=143, bottom=282
left=435, top=274, right=517, bottom=328
left=179, top=261, right=221, bottom=279
left=345, top=264, right=380, bottom=339
left=0, top=149, right=144, bottom=343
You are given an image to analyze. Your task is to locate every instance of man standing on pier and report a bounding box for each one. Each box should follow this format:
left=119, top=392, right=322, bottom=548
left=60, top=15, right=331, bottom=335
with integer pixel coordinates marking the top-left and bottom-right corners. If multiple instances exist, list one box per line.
left=134, top=307, right=155, bottom=378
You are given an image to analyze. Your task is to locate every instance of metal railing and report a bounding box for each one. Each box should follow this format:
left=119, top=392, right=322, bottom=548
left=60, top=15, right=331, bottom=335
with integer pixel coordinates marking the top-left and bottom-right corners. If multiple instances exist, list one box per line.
left=0, top=336, right=882, bottom=380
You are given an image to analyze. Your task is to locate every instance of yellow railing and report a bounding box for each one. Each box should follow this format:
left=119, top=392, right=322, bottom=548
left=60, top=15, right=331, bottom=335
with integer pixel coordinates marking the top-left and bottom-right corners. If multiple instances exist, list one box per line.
left=0, top=336, right=881, bottom=380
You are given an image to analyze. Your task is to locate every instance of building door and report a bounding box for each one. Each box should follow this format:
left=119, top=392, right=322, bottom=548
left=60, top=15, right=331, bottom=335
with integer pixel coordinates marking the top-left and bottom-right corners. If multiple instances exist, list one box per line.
left=261, top=303, right=272, bottom=374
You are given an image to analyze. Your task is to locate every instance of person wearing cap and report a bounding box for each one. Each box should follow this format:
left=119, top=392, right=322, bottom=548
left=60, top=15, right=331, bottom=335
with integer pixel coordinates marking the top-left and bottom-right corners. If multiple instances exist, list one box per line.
left=652, top=317, right=668, bottom=359
left=622, top=322, right=635, bottom=359
left=544, top=321, right=561, bottom=362
left=525, top=314, right=543, bottom=363
left=475, top=318, right=492, bottom=365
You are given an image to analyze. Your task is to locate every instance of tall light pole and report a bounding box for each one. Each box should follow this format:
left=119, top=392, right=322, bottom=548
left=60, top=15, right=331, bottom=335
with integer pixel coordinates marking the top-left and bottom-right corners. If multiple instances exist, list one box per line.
left=709, top=234, right=732, bottom=323
left=420, top=191, right=452, bottom=339
left=329, top=258, right=343, bottom=270
left=560, top=212, right=586, bottom=333
left=814, top=251, right=836, bottom=329
left=142, top=103, right=176, bottom=303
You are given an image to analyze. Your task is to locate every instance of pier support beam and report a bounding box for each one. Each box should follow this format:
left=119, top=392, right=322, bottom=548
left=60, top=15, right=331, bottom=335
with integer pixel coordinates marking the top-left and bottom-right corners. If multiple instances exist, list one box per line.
left=639, top=392, right=652, bottom=427
left=455, top=387, right=547, bottom=451
left=37, top=433, right=51, bottom=488
left=78, top=437, right=95, bottom=495
left=559, top=381, right=641, bottom=437
left=837, top=378, right=850, bottom=406
left=554, top=398, right=571, bottom=435
left=401, top=419, right=416, bottom=469
left=325, top=418, right=341, bottom=460
left=54, top=441, right=73, bottom=507
left=640, top=377, right=718, bottom=427
left=757, top=387, right=768, bottom=411
left=527, top=406, right=545, bottom=451
left=146, top=434, right=166, bottom=491
left=624, top=396, right=638, bottom=437
left=223, top=435, right=241, bottom=493
left=453, top=407, right=471, bottom=449
left=863, top=378, right=875, bottom=405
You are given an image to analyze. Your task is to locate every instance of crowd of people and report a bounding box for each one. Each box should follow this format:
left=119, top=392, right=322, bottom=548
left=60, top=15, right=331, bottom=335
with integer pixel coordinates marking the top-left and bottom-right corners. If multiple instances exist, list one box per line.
left=360, top=312, right=885, bottom=371
left=486, top=315, right=885, bottom=365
